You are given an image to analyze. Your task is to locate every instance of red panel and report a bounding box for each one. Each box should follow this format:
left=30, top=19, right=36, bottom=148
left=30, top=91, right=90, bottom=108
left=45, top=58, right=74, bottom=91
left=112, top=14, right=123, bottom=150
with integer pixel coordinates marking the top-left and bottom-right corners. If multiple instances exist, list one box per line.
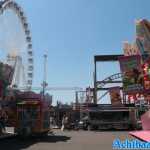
left=129, top=131, right=150, bottom=142
left=129, top=110, right=150, bottom=142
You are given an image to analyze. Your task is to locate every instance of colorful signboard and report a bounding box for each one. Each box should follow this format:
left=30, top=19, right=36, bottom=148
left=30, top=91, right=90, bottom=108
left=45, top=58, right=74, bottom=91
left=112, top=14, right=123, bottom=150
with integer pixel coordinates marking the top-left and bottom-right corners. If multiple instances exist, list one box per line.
left=109, top=87, right=122, bottom=105
left=142, top=59, right=150, bottom=92
left=136, top=19, right=150, bottom=60
left=119, top=55, right=143, bottom=93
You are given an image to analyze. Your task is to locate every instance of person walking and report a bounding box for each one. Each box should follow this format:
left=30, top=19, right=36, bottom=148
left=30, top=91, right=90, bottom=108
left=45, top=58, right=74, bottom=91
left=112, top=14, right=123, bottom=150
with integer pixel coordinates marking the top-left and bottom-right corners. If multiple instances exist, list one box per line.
left=61, top=115, right=65, bottom=131
left=61, top=115, right=69, bottom=131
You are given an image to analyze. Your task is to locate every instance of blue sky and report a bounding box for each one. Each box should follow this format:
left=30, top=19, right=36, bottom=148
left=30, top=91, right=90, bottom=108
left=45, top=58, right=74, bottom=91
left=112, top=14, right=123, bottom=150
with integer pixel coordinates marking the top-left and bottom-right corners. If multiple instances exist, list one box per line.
left=4, top=0, right=150, bottom=104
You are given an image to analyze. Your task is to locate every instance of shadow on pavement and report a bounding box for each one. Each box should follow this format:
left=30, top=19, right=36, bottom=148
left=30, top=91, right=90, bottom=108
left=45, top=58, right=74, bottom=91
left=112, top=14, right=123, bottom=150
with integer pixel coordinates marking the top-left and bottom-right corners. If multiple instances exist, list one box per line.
left=0, top=134, right=71, bottom=150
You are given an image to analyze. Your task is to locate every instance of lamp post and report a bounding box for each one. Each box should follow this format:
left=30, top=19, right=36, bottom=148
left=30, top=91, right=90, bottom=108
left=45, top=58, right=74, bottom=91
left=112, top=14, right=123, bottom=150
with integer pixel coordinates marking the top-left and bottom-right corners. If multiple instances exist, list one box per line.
left=42, top=54, right=48, bottom=100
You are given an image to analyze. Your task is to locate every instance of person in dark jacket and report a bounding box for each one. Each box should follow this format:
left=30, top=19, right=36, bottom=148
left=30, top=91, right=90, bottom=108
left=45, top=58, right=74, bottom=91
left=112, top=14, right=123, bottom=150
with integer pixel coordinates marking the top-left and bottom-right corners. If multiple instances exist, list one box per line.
left=0, top=110, right=7, bottom=134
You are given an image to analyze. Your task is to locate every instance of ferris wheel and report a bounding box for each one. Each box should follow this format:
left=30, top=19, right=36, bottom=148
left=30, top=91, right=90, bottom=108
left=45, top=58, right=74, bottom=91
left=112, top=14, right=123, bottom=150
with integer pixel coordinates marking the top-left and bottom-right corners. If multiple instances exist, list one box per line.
left=0, top=0, right=33, bottom=90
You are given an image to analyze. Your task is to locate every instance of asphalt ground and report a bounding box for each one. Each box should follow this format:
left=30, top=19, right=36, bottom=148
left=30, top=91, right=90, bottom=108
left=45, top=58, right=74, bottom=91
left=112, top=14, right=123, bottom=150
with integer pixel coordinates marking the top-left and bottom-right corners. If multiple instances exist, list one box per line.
left=0, top=129, right=135, bottom=150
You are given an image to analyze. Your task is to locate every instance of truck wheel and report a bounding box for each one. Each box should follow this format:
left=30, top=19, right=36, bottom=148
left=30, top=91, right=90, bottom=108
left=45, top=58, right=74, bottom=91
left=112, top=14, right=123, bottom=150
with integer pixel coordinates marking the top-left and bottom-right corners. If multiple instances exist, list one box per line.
left=0, top=126, right=2, bottom=135
left=39, top=131, right=49, bottom=137
left=83, top=124, right=87, bottom=130
left=18, top=127, right=31, bottom=138
left=93, top=126, right=98, bottom=130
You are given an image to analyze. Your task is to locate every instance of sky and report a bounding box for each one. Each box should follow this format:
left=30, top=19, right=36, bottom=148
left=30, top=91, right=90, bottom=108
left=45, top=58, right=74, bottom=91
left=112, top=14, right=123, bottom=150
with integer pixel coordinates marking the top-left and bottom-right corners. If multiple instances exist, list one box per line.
left=1, top=0, right=150, bottom=104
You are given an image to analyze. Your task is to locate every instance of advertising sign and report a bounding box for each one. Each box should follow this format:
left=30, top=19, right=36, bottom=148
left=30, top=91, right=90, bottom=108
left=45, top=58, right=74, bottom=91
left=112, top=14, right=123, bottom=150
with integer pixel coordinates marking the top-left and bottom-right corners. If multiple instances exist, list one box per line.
left=136, top=19, right=150, bottom=60
left=119, top=55, right=143, bottom=93
left=123, top=41, right=140, bottom=56
left=109, top=87, right=122, bottom=106
left=142, top=60, right=150, bottom=92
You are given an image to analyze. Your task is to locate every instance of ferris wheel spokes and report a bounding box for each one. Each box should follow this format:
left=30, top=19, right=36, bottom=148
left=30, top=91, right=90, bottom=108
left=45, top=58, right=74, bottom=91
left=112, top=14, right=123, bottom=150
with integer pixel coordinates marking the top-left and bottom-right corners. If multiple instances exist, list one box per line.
left=0, top=0, right=34, bottom=90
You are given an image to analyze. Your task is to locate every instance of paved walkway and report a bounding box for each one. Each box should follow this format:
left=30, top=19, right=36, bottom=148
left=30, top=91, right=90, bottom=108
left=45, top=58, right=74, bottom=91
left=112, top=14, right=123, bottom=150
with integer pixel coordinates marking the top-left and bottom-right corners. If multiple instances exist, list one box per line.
left=0, top=130, right=134, bottom=150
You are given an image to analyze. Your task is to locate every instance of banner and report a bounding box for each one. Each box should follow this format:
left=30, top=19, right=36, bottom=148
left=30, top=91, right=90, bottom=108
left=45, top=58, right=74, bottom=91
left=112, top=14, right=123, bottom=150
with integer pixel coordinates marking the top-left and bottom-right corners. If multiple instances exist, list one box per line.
left=119, top=55, right=143, bottom=93
left=109, top=87, right=122, bottom=106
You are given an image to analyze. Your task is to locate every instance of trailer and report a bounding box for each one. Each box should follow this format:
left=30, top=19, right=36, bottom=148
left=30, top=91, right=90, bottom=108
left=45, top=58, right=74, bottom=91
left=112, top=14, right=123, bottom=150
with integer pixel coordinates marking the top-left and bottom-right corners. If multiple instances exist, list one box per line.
left=80, top=105, right=141, bottom=130
left=15, top=99, right=50, bottom=137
